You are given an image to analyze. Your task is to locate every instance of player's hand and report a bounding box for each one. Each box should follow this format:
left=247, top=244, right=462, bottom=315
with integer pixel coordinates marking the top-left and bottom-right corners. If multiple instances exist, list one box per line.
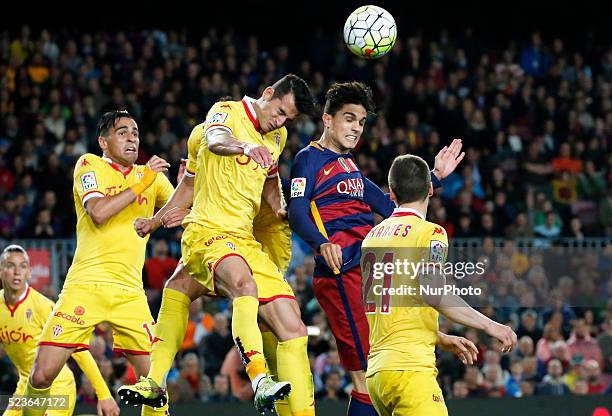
left=177, top=158, right=188, bottom=183
left=433, top=138, right=465, bottom=180
left=97, top=397, right=120, bottom=416
left=320, top=242, right=342, bottom=274
left=485, top=321, right=517, bottom=353
left=161, top=207, right=190, bottom=228
left=134, top=217, right=158, bottom=237
left=148, top=155, right=171, bottom=173
left=244, top=143, right=273, bottom=169
left=437, top=333, right=479, bottom=365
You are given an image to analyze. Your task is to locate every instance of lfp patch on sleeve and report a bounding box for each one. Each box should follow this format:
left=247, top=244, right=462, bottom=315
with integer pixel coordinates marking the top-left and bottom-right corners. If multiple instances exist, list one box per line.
left=80, top=171, right=98, bottom=191
left=208, top=112, right=228, bottom=124
left=429, top=240, right=447, bottom=263
left=291, top=177, right=306, bottom=198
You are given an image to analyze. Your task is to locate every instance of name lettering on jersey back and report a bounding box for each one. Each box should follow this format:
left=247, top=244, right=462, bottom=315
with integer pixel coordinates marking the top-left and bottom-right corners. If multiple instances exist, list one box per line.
left=0, top=325, right=34, bottom=344
left=367, top=223, right=413, bottom=239
left=336, top=177, right=364, bottom=197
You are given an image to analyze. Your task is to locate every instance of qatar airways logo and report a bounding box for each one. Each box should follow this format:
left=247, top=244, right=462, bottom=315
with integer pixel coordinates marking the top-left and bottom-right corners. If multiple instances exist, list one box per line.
left=337, top=177, right=364, bottom=197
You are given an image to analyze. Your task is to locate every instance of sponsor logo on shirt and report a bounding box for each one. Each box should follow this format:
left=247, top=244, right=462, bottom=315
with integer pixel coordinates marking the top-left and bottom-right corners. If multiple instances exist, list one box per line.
left=336, top=177, right=364, bottom=198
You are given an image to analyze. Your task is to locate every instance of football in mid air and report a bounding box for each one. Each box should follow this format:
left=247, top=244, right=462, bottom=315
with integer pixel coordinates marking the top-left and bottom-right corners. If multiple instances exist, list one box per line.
left=343, top=5, right=397, bottom=59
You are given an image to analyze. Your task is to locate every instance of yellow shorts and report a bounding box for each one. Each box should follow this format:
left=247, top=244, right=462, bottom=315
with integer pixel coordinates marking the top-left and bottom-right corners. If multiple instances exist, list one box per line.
left=4, top=372, right=76, bottom=416
left=253, top=204, right=292, bottom=274
left=366, top=370, right=447, bottom=416
left=39, top=283, right=155, bottom=355
left=181, top=224, right=294, bottom=302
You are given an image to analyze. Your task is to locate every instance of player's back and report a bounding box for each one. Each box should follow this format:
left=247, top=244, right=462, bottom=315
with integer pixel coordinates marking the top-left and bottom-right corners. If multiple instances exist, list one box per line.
left=184, top=99, right=286, bottom=238
left=0, top=287, right=73, bottom=385
left=67, top=153, right=173, bottom=291
left=361, top=207, right=449, bottom=377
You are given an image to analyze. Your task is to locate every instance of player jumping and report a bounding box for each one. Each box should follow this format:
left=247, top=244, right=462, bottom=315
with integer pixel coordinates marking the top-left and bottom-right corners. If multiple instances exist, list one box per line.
left=362, top=154, right=517, bottom=415
left=22, top=111, right=174, bottom=416
left=119, top=75, right=318, bottom=415
left=287, top=82, right=473, bottom=416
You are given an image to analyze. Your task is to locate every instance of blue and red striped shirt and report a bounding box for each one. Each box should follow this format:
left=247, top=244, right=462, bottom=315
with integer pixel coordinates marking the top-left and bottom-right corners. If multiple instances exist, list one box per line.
left=288, top=141, right=442, bottom=277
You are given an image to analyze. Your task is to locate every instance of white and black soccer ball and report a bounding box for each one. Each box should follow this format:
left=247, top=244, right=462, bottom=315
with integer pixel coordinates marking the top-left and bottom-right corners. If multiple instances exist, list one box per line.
left=343, top=5, right=397, bottom=59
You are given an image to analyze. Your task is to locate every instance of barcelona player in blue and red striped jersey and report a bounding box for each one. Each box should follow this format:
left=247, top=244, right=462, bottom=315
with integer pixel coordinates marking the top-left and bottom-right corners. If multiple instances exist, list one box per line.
left=288, top=82, right=466, bottom=416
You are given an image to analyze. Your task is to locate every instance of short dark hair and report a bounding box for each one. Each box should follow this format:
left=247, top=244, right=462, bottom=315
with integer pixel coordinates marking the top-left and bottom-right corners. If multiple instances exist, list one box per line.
left=323, top=82, right=375, bottom=116
left=96, top=110, right=135, bottom=137
left=388, top=155, right=431, bottom=204
left=1, top=244, right=29, bottom=264
left=271, top=74, right=318, bottom=117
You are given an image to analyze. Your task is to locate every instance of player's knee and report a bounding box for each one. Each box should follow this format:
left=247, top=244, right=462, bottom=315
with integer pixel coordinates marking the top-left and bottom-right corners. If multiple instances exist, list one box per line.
left=232, top=275, right=258, bottom=298
left=165, top=265, right=189, bottom=289
left=29, top=367, right=53, bottom=389
left=292, top=320, right=308, bottom=338
left=280, top=319, right=308, bottom=340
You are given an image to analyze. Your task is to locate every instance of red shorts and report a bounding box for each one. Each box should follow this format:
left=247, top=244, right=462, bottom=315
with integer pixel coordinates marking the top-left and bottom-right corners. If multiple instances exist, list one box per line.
left=313, top=266, right=369, bottom=371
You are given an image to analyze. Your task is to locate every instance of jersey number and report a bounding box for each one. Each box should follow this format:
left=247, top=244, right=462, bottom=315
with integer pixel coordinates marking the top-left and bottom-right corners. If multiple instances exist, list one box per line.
left=362, top=251, right=393, bottom=315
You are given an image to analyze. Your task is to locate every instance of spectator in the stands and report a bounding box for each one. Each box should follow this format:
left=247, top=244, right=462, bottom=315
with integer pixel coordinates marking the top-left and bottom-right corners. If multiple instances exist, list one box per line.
left=144, top=239, right=178, bottom=292
left=536, top=359, right=570, bottom=396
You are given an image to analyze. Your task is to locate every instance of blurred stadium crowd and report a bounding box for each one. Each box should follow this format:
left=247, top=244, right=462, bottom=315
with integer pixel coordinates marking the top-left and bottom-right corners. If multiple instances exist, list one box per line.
left=0, top=24, right=611, bottom=404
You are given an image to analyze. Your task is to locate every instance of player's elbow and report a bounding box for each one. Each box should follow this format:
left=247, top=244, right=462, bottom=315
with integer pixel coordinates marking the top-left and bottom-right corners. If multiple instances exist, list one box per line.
left=86, top=201, right=109, bottom=226
left=89, top=211, right=108, bottom=226
left=206, top=136, right=223, bottom=154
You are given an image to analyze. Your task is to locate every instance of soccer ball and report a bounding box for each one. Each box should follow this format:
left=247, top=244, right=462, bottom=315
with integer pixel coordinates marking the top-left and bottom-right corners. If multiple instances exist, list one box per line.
left=343, top=5, right=397, bottom=59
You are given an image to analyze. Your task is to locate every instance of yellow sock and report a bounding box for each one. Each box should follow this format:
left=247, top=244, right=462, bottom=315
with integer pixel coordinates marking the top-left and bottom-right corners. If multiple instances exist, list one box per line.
left=233, top=296, right=266, bottom=384
left=22, top=380, right=51, bottom=416
left=262, top=331, right=290, bottom=416
left=277, top=336, right=314, bottom=414
left=149, top=288, right=190, bottom=385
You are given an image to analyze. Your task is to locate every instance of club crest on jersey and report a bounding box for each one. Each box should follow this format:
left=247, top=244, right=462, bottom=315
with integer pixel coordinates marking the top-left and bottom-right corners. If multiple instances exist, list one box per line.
left=208, top=112, right=228, bottom=124
left=80, top=171, right=98, bottom=191
left=338, top=157, right=351, bottom=173
left=25, top=308, right=33, bottom=322
left=274, top=132, right=281, bottom=147
left=291, top=177, right=306, bottom=198
left=52, top=325, right=63, bottom=338
left=429, top=240, right=447, bottom=263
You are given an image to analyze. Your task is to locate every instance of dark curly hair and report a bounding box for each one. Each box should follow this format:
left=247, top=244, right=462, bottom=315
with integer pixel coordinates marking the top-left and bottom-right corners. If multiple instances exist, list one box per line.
left=323, top=82, right=375, bottom=116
